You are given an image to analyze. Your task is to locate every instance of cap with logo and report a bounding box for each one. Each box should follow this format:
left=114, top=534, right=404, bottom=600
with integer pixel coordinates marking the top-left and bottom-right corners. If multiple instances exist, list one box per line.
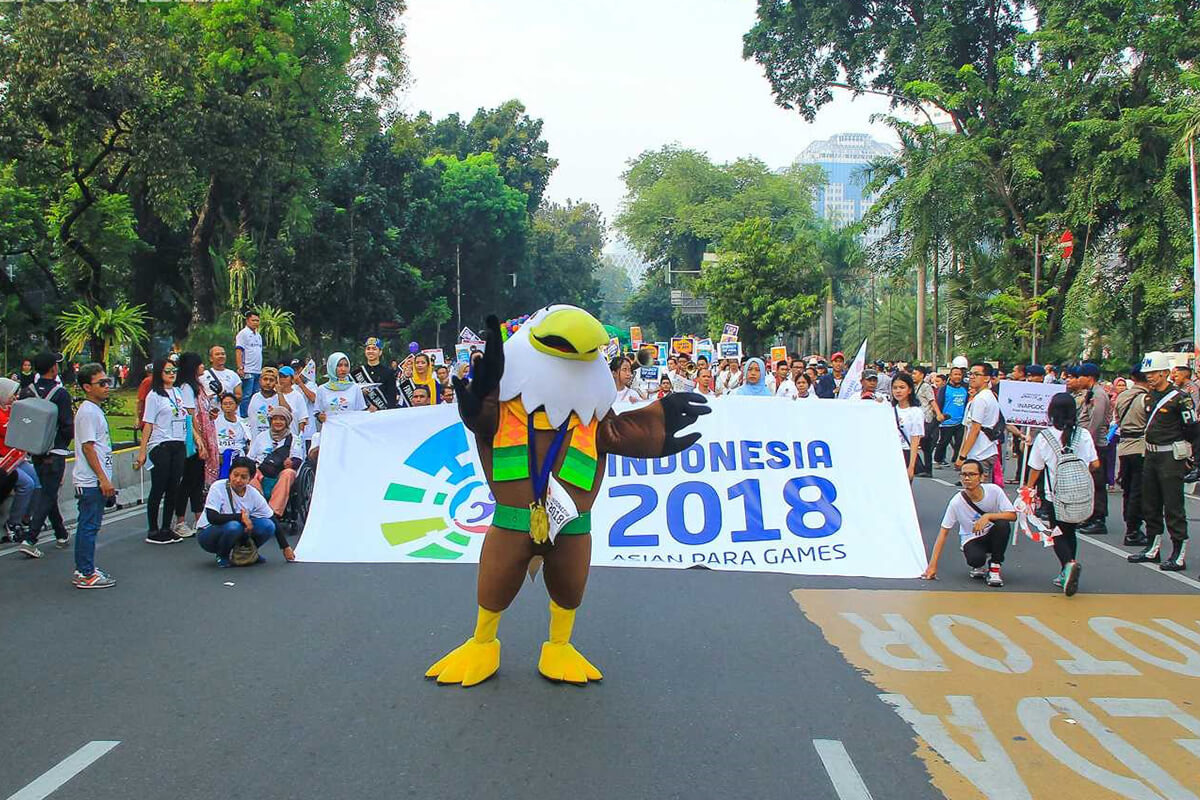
left=32, top=351, right=64, bottom=374
left=862, top=368, right=878, bottom=380
left=1141, top=351, right=1173, bottom=372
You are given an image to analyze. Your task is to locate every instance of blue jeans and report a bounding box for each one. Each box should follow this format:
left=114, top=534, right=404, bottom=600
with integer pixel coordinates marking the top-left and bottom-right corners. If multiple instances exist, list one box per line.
left=197, top=517, right=275, bottom=559
left=239, top=373, right=261, bottom=417
left=9, top=461, right=38, bottom=523
left=75, top=487, right=105, bottom=576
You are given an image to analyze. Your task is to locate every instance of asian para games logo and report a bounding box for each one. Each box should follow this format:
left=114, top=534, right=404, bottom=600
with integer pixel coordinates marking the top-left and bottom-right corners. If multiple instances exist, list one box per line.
left=380, top=422, right=494, bottom=560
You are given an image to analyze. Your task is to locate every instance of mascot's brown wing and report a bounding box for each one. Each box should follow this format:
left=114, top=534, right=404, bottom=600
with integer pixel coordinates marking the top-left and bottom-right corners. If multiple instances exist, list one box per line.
left=598, top=392, right=710, bottom=458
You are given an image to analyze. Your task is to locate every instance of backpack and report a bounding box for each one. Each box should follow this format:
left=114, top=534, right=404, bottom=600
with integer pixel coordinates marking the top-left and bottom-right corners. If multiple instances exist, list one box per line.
left=3, top=384, right=65, bottom=455
left=1041, top=428, right=1094, bottom=523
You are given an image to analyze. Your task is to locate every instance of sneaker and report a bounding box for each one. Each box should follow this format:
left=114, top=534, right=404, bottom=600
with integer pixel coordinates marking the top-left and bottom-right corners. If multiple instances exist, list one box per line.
left=1051, top=574, right=1064, bottom=589
left=969, top=565, right=988, bottom=579
left=74, top=568, right=114, bottom=581
left=17, top=542, right=42, bottom=559
left=1062, top=561, right=1081, bottom=597
left=172, top=520, right=195, bottom=539
left=986, top=564, right=1004, bottom=587
left=73, top=571, right=116, bottom=589
left=215, top=555, right=231, bottom=568
left=54, top=535, right=69, bottom=549
left=145, top=529, right=183, bottom=545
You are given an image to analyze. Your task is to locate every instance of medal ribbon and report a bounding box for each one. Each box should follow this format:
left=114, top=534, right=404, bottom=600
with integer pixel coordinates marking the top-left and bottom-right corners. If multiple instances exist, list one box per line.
left=528, top=413, right=571, bottom=503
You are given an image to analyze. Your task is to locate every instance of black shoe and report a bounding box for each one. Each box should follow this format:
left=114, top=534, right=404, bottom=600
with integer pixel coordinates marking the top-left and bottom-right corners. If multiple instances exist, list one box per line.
left=145, top=529, right=183, bottom=545
left=1078, top=520, right=1108, bottom=536
left=1128, top=536, right=1162, bottom=563
left=1160, top=541, right=1187, bottom=571
left=1124, top=534, right=1148, bottom=547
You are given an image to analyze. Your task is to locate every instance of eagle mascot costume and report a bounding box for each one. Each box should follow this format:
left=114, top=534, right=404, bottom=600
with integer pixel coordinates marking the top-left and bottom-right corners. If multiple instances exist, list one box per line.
left=427, top=306, right=710, bottom=686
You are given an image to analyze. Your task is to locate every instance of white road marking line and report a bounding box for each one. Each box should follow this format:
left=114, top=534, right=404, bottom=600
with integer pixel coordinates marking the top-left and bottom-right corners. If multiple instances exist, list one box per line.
left=813, top=739, right=874, bottom=800
left=1076, top=533, right=1200, bottom=590
left=6, top=740, right=119, bottom=800
left=0, top=508, right=144, bottom=558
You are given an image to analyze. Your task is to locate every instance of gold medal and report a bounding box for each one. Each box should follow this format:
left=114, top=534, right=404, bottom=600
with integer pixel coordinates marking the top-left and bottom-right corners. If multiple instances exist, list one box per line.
left=529, top=501, right=550, bottom=544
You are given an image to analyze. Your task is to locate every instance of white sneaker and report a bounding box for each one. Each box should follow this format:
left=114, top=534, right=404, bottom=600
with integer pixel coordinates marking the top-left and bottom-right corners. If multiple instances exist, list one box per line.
left=17, top=542, right=43, bottom=559
left=968, top=566, right=988, bottom=579
left=173, top=520, right=195, bottom=539
left=986, top=564, right=1004, bottom=587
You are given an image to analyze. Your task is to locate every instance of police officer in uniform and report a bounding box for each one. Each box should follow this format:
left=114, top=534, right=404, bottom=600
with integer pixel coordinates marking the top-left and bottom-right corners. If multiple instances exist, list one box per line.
left=1128, top=352, right=1200, bottom=571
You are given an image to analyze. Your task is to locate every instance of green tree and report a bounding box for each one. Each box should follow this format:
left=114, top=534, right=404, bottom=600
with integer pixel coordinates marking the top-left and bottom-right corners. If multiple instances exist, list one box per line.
left=521, top=201, right=605, bottom=313
left=57, top=301, right=149, bottom=369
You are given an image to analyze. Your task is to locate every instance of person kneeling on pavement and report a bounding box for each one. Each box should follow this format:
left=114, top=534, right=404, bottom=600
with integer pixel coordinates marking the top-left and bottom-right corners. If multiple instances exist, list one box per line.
left=197, top=456, right=294, bottom=567
left=921, top=458, right=1017, bottom=586
left=246, top=405, right=304, bottom=518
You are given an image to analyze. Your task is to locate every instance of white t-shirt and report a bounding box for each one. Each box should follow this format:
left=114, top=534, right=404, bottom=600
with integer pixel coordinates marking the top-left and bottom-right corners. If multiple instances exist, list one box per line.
left=847, top=391, right=887, bottom=403
left=215, top=414, right=250, bottom=453
left=142, top=388, right=188, bottom=450
left=895, top=404, right=925, bottom=450
left=206, top=367, right=241, bottom=396
left=615, top=386, right=644, bottom=403
left=965, top=388, right=1000, bottom=460
left=178, top=383, right=197, bottom=410
left=940, top=483, right=1015, bottom=547
left=1028, top=428, right=1098, bottom=498
left=247, top=429, right=306, bottom=464
left=775, top=378, right=798, bottom=399
left=73, top=400, right=112, bottom=487
left=316, top=383, right=367, bottom=423
left=205, top=479, right=273, bottom=521
left=282, top=386, right=309, bottom=436
left=235, top=326, right=263, bottom=374
left=245, top=392, right=281, bottom=438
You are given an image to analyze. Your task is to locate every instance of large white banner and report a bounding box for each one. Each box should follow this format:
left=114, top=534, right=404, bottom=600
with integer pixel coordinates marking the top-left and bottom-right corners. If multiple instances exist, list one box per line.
left=997, top=379, right=1067, bottom=427
left=296, top=397, right=927, bottom=577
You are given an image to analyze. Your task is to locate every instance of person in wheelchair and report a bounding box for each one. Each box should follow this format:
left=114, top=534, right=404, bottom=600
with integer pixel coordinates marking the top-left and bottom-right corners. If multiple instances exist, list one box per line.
left=197, top=456, right=295, bottom=567
left=247, top=406, right=305, bottom=518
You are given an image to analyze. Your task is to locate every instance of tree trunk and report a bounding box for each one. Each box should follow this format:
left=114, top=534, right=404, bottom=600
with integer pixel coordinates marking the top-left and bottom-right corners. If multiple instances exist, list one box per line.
left=916, top=254, right=926, bottom=361
left=190, top=174, right=221, bottom=327
left=931, top=240, right=940, bottom=368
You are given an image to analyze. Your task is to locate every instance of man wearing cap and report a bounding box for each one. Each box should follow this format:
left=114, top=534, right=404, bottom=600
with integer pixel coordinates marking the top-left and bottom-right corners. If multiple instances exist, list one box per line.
left=358, top=337, right=398, bottom=411
left=847, top=368, right=886, bottom=402
left=18, top=352, right=73, bottom=557
left=1128, top=352, right=1200, bottom=570
left=1115, top=366, right=1149, bottom=545
left=1170, top=358, right=1200, bottom=408
left=815, top=357, right=836, bottom=399
left=1074, top=363, right=1111, bottom=535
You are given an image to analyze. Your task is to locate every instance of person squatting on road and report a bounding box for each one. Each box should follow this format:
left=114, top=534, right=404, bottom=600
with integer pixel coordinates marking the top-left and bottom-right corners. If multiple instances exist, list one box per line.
left=1022, top=392, right=1100, bottom=597
left=1128, top=351, right=1200, bottom=572
left=921, top=459, right=1016, bottom=587
left=197, top=456, right=294, bottom=568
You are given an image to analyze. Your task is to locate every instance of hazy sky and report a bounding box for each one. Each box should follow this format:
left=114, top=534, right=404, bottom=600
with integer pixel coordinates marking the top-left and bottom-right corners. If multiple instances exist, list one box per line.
left=399, top=0, right=903, bottom=244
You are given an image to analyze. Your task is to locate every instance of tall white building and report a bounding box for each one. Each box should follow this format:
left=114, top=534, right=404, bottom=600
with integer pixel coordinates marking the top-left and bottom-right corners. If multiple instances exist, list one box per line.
left=795, top=133, right=895, bottom=237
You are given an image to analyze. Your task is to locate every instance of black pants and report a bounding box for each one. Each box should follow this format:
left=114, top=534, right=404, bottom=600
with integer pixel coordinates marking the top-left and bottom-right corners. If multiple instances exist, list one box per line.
left=1087, top=453, right=1108, bottom=525
left=1045, top=507, right=1079, bottom=567
left=147, top=441, right=186, bottom=532
left=26, top=454, right=67, bottom=543
left=1119, top=453, right=1144, bottom=531
left=1142, top=451, right=1187, bottom=544
left=175, top=454, right=206, bottom=518
left=935, top=424, right=963, bottom=463
left=963, top=520, right=1010, bottom=566
left=920, top=420, right=937, bottom=474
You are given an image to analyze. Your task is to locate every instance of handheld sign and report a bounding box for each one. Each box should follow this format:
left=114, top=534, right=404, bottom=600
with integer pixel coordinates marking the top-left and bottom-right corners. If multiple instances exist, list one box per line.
left=454, top=344, right=472, bottom=365
left=629, top=326, right=642, bottom=345
left=458, top=327, right=483, bottom=345
left=997, top=380, right=1067, bottom=427
left=422, top=348, right=446, bottom=367
left=654, top=342, right=668, bottom=366
left=671, top=337, right=695, bottom=357
left=605, top=337, right=621, bottom=360
left=718, top=340, right=743, bottom=360
left=722, top=323, right=739, bottom=338
left=639, top=366, right=660, bottom=382
left=770, top=346, right=787, bottom=367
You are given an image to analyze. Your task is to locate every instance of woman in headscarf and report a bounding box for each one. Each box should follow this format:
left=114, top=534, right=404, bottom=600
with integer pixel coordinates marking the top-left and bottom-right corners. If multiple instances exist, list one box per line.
left=734, top=357, right=773, bottom=396
left=247, top=406, right=306, bottom=517
left=410, top=352, right=442, bottom=404
left=315, top=352, right=368, bottom=429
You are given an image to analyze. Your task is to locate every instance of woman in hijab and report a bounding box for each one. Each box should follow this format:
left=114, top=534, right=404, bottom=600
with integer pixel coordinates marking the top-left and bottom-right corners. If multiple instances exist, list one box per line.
left=315, top=352, right=368, bottom=428
left=735, top=357, right=773, bottom=396
left=247, top=406, right=306, bottom=517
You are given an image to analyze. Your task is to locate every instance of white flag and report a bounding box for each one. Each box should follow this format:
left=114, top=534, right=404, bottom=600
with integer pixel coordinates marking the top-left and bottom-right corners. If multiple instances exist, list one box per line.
left=837, top=339, right=868, bottom=399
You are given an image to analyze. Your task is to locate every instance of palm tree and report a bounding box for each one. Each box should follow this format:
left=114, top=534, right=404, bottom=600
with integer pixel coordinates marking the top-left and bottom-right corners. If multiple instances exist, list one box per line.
left=57, top=301, right=149, bottom=370
left=253, top=303, right=300, bottom=351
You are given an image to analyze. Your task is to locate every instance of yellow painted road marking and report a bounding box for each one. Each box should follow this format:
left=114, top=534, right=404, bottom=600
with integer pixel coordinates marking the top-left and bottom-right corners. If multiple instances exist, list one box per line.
left=793, top=590, right=1200, bottom=800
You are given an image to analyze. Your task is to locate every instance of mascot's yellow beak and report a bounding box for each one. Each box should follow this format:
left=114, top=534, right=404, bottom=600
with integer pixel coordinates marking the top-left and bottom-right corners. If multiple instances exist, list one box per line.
left=529, top=307, right=609, bottom=361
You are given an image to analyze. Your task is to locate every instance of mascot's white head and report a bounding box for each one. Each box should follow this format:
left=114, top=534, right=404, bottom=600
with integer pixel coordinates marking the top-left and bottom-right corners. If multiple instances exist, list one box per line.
left=499, top=304, right=617, bottom=427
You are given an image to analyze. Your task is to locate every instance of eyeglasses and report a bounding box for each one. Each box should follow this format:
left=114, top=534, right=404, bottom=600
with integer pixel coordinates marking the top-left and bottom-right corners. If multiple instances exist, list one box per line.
left=163, top=368, right=178, bottom=375
left=960, top=471, right=982, bottom=478
left=91, top=378, right=112, bottom=388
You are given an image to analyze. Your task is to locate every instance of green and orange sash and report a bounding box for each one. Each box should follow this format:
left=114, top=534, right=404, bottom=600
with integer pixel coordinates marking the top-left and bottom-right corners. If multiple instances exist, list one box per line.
left=492, top=399, right=598, bottom=492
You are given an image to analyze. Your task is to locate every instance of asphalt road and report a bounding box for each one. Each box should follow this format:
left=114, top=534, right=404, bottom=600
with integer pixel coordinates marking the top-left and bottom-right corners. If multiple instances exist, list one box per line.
left=2, top=466, right=1196, bottom=800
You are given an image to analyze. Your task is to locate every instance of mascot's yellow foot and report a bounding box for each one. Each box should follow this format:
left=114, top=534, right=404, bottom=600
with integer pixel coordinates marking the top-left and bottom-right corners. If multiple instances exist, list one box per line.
left=538, top=641, right=603, bottom=684
left=426, top=637, right=501, bottom=687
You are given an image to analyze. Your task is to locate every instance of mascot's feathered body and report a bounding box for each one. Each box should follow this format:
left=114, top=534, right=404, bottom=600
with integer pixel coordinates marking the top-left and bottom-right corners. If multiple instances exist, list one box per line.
left=426, top=306, right=709, bottom=686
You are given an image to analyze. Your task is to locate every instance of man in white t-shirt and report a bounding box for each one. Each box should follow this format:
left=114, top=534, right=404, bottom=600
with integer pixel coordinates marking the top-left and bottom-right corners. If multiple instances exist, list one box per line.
left=205, top=345, right=242, bottom=405
left=955, top=362, right=1001, bottom=481
left=235, top=311, right=263, bottom=416
left=72, top=364, right=117, bottom=589
left=921, top=459, right=1016, bottom=586
left=772, top=360, right=798, bottom=399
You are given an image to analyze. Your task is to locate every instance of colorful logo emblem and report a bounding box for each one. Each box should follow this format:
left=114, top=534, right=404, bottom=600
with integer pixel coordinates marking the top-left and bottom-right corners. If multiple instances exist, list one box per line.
left=380, top=422, right=494, bottom=559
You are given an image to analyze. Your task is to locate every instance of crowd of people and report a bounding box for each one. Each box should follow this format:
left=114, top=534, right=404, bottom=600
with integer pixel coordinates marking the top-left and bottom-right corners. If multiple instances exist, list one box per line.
left=4, top=309, right=1200, bottom=595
